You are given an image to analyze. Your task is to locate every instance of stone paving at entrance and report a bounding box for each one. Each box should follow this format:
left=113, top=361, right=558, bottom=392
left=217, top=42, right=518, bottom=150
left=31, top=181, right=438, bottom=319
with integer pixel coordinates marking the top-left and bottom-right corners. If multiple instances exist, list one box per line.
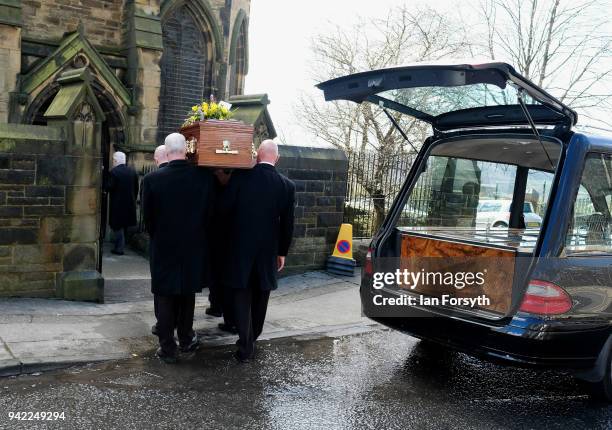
left=0, top=247, right=373, bottom=376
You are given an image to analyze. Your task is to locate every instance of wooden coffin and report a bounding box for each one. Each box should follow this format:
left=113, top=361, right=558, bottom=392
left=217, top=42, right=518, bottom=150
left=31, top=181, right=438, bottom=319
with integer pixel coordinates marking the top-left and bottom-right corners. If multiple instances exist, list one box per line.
left=400, top=232, right=516, bottom=314
left=181, top=120, right=256, bottom=169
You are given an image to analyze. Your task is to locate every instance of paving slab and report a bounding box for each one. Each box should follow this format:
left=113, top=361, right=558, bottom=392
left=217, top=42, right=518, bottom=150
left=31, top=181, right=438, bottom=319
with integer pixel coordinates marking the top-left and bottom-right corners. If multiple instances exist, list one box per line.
left=0, top=246, right=372, bottom=376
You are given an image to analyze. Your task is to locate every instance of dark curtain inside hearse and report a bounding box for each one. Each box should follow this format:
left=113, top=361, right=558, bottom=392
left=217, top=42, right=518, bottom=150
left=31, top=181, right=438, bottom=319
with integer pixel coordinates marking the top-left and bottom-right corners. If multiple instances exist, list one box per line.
left=375, top=135, right=562, bottom=317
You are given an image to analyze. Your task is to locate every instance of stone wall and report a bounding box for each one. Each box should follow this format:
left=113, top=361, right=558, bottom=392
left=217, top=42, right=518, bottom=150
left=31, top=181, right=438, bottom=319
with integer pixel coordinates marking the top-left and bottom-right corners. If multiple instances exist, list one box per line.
left=130, top=145, right=349, bottom=276
left=277, top=145, right=348, bottom=274
left=0, top=124, right=102, bottom=300
left=22, top=0, right=125, bottom=48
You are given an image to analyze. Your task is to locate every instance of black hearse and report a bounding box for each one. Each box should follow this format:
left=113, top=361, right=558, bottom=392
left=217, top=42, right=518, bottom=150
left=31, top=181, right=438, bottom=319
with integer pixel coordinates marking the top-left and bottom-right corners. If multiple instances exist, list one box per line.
left=317, top=63, right=612, bottom=400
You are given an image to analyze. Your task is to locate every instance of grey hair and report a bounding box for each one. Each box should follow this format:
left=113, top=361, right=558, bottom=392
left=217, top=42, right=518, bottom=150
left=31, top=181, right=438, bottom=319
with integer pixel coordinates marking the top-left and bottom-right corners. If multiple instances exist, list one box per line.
left=164, top=133, right=186, bottom=155
left=113, top=151, right=126, bottom=165
left=153, top=145, right=167, bottom=161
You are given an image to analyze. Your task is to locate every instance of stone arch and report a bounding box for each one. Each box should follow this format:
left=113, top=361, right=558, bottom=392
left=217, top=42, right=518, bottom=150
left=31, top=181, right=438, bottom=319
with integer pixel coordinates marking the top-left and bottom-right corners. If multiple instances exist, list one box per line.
left=160, top=0, right=223, bottom=59
left=23, top=78, right=127, bottom=151
left=158, top=0, right=223, bottom=142
left=229, top=9, right=249, bottom=96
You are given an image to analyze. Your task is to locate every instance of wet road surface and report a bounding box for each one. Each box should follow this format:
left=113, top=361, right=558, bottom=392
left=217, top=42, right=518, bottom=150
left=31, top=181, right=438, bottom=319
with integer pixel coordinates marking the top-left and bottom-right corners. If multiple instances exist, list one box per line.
left=0, top=329, right=611, bottom=429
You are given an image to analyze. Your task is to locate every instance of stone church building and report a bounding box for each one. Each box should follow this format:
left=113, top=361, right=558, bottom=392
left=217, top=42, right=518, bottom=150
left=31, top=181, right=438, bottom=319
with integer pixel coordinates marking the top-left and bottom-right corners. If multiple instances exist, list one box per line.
left=0, top=0, right=272, bottom=158
left=0, top=0, right=285, bottom=300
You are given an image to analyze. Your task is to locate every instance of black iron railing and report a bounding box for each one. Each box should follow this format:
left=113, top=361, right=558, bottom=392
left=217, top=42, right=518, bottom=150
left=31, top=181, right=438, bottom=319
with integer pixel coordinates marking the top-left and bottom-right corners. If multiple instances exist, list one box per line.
left=344, top=151, right=417, bottom=239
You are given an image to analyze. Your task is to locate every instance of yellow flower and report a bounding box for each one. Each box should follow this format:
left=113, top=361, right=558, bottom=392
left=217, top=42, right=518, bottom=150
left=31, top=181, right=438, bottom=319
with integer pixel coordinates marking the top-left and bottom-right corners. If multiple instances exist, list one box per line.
left=186, top=99, right=232, bottom=122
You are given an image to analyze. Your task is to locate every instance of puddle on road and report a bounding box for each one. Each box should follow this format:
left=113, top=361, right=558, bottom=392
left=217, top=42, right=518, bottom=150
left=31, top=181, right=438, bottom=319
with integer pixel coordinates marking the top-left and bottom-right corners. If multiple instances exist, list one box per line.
left=1, top=330, right=611, bottom=430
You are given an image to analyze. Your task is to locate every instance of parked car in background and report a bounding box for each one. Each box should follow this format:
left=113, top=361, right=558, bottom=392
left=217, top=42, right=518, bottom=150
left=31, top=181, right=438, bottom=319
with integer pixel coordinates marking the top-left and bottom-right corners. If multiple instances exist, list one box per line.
left=476, top=200, right=542, bottom=228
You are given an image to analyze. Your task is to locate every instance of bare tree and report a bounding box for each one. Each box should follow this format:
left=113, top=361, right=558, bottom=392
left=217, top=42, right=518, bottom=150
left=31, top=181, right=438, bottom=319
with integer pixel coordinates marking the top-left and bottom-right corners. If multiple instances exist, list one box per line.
left=474, top=0, right=612, bottom=125
left=296, top=6, right=469, bottom=232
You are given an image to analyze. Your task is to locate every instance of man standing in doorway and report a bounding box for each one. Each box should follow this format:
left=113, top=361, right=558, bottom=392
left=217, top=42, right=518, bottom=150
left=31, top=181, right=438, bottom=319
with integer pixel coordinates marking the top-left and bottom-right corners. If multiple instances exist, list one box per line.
left=142, top=133, right=215, bottom=363
left=107, top=151, right=139, bottom=256
left=224, top=140, right=295, bottom=362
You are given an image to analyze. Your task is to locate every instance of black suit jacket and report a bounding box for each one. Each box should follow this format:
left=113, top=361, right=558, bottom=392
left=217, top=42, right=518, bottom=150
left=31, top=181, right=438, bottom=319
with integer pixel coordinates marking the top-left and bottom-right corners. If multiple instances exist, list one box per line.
left=222, top=163, right=295, bottom=291
left=142, top=160, right=215, bottom=295
left=107, top=164, right=139, bottom=230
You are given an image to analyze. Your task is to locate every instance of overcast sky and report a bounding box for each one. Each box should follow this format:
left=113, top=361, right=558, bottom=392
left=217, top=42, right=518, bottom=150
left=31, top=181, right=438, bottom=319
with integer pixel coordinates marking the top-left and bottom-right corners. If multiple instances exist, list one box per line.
left=244, top=0, right=612, bottom=145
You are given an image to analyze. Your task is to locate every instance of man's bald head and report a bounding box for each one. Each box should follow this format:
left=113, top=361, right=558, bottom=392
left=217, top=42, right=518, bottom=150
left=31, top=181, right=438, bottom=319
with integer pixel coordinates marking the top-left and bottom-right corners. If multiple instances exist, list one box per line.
left=164, top=133, right=186, bottom=161
left=257, top=139, right=279, bottom=165
left=153, top=145, right=168, bottom=167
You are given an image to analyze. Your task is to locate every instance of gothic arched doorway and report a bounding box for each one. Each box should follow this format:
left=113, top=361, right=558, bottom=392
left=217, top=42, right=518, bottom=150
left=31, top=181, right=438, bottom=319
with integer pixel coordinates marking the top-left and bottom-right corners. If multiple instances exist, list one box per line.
left=24, top=81, right=128, bottom=271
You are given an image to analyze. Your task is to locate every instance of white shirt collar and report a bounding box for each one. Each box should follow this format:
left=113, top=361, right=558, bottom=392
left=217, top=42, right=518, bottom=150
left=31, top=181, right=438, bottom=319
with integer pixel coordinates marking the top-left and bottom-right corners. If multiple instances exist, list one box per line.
left=258, top=161, right=275, bottom=166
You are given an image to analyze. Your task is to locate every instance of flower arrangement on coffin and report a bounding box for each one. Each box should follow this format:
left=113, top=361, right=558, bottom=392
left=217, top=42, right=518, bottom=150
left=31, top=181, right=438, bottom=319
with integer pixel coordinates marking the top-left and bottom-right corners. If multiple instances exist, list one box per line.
left=180, top=95, right=255, bottom=169
left=183, top=96, right=233, bottom=127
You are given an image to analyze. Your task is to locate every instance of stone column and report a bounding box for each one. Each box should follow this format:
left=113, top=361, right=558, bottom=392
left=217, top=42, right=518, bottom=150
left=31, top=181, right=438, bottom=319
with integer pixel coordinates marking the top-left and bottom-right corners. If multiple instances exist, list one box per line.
left=43, top=68, right=106, bottom=302
left=0, top=0, right=22, bottom=123
left=123, top=0, right=163, bottom=156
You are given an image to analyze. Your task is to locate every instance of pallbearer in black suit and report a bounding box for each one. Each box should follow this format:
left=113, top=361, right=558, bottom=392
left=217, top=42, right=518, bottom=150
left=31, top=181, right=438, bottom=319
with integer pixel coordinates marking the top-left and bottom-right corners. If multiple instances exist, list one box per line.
left=142, top=133, right=215, bottom=363
left=224, top=140, right=296, bottom=362
left=153, top=144, right=169, bottom=169
left=107, top=151, right=139, bottom=255
left=210, top=169, right=236, bottom=331
left=148, top=144, right=168, bottom=337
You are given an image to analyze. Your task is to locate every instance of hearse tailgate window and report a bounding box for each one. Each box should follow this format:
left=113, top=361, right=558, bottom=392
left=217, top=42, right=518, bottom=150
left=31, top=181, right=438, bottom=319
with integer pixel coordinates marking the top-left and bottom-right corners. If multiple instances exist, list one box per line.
left=317, top=63, right=577, bottom=131
left=377, top=83, right=540, bottom=117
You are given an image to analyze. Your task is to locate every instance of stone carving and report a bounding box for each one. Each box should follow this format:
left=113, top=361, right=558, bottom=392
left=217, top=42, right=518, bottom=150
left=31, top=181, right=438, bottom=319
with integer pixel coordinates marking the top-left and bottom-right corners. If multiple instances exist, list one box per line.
left=73, top=102, right=95, bottom=148
left=72, top=53, right=89, bottom=69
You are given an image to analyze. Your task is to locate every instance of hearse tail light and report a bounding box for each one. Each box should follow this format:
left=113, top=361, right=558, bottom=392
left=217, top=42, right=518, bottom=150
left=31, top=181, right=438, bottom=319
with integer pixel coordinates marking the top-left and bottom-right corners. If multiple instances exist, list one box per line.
left=364, top=248, right=374, bottom=277
left=519, top=280, right=572, bottom=315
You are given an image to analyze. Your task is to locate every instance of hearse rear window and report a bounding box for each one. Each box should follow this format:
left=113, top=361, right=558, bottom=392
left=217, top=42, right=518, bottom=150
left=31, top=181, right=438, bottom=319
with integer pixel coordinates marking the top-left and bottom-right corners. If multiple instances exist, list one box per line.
left=397, top=156, right=551, bottom=229
left=400, top=156, right=516, bottom=227
left=565, top=153, right=612, bottom=255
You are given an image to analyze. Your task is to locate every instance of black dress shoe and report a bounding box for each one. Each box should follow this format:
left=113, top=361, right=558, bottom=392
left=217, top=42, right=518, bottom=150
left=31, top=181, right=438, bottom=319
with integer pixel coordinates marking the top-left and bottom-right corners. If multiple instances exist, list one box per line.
left=156, top=348, right=178, bottom=364
left=179, top=335, right=199, bottom=353
left=111, top=250, right=124, bottom=255
left=218, top=323, right=238, bottom=334
left=151, top=324, right=159, bottom=336
left=233, top=351, right=253, bottom=363
left=205, top=307, right=223, bottom=317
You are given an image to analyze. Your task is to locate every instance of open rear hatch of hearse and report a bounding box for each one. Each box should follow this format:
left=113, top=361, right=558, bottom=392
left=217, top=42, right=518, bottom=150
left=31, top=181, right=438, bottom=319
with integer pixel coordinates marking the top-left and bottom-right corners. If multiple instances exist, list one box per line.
left=317, top=62, right=576, bottom=319
left=316, top=62, right=577, bottom=132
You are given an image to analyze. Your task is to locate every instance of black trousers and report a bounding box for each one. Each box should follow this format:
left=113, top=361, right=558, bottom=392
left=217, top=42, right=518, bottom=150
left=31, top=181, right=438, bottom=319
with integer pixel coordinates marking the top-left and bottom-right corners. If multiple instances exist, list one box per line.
left=153, top=295, right=178, bottom=329
left=153, top=295, right=159, bottom=321
left=112, top=228, right=126, bottom=253
left=222, top=282, right=235, bottom=326
left=208, top=282, right=222, bottom=311
left=233, top=272, right=270, bottom=359
left=155, top=293, right=196, bottom=355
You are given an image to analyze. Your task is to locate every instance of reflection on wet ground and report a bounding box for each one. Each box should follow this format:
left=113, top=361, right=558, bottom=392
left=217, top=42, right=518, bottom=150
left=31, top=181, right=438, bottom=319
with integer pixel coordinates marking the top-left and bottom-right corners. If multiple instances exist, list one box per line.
left=1, top=330, right=611, bottom=429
